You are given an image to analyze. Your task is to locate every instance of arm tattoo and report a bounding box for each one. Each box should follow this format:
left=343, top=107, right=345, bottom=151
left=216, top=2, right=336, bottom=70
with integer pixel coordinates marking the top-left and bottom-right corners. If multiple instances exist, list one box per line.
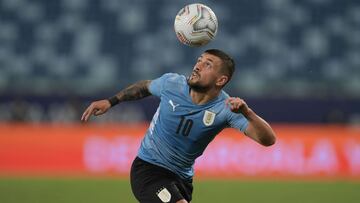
left=115, top=80, right=151, bottom=102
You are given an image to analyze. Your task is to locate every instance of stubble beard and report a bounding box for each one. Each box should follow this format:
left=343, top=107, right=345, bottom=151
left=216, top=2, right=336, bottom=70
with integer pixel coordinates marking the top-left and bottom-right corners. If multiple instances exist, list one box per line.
left=187, top=76, right=211, bottom=93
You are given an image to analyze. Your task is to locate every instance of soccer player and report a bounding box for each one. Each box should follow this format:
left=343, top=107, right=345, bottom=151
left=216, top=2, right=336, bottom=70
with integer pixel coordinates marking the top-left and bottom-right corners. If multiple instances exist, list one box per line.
left=81, top=49, right=276, bottom=203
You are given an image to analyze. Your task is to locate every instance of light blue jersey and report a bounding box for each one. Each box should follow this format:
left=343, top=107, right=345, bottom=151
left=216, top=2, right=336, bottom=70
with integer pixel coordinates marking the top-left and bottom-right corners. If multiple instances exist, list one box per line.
left=138, top=73, right=248, bottom=180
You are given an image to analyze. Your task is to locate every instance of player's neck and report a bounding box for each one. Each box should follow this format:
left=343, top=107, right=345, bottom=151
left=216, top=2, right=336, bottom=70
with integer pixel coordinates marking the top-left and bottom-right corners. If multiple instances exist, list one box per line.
left=190, top=88, right=220, bottom=105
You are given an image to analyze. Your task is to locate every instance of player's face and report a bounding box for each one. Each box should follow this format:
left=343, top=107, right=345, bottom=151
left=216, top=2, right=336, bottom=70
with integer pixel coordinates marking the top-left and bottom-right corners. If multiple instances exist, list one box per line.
left=188, top=53, right=225, bottom=92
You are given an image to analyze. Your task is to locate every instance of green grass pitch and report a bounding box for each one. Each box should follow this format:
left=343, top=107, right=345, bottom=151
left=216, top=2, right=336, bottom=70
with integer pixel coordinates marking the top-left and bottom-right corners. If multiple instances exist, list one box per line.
left=0, top=178, right=359, bottom=203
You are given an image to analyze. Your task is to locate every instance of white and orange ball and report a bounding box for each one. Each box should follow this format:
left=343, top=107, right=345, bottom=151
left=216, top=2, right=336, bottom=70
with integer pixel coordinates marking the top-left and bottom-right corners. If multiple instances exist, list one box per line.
left=174, top=3, right=218, bottom=47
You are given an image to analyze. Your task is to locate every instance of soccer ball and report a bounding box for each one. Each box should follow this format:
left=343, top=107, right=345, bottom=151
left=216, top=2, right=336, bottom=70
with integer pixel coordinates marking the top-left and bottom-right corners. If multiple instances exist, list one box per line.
left=174, top=3, right=218, bottom=47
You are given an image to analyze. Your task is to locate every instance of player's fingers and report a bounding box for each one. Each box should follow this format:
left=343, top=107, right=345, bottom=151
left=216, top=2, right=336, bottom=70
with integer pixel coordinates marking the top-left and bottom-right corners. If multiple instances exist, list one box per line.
left=233, top=98, right=244, bottom=111
left=82, top=106, right=95, bottom=122
left=230, top=102, right=237, bottom=111
left=225, top=98, right=230, bottom=107
left=232, top=98, right=242, bottom=105
left=231, top=102, right=239, bottom=111
left=81, top=107, right=91, bottom=121
left=239, top=99, right=247, bottom=107
left=81, top=111, right=85, bottom=121
left=236, top=99, right=243, bottom=108
left=231, top=98, right=239, bottom=106
left=82, top=110, right=91, bottom=122
left=94, top=109, right=104, bottom=116
left=234, top=97, right=242, bottom=104
left=225, top=97, right=235, bottom=106
left=234, top=101, right=240, bottom=109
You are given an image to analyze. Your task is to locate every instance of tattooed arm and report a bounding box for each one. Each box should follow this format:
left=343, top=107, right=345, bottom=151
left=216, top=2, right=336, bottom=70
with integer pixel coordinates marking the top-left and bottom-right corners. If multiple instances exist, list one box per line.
left=81, top=80, right=151, bottom=122
left=110, top=80, right=152, bottom=104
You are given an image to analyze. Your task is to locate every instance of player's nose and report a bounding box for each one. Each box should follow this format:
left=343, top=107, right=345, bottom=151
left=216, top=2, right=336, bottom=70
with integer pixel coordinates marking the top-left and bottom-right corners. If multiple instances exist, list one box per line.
left=193, top=65, right=200, bottom=72
left=194, top=62, right=204, bottom=71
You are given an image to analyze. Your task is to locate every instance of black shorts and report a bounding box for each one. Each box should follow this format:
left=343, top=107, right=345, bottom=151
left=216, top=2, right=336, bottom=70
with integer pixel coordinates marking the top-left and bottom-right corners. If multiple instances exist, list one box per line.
left=130, top=157, right=193, bottom=203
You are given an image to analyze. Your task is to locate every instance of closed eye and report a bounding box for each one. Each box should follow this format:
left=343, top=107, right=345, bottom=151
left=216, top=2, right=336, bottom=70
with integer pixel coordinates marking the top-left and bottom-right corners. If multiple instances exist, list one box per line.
left=205, top=61, right=212, bottom=68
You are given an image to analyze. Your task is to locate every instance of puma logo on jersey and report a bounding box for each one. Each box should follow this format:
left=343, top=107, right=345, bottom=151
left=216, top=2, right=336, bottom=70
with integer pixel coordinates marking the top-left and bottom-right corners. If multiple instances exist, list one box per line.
left=169, top=100, right=179, bottom=111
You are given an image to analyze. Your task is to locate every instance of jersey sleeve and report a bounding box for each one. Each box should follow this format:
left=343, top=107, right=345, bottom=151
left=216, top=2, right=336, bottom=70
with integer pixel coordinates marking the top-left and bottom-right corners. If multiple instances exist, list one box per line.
left=148, top=73, right=177, bottom=97
left=226, top=110, right=249, bottom=132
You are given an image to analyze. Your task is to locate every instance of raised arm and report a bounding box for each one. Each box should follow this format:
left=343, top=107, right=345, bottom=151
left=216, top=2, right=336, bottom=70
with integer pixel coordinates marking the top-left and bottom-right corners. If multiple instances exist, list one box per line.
left=81, top=80, right=152, bottom=122
left=226, top=97, right=276, bottom=147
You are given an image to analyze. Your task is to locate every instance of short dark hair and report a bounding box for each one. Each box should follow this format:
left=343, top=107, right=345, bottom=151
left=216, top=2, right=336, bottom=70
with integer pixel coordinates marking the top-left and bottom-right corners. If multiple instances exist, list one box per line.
left=204, top=49, right=235, bottom=85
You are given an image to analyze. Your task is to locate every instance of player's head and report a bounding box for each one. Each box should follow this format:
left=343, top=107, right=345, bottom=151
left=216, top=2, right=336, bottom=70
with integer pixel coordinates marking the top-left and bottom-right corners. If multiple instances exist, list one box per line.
left=188, top=49, right=235, bottom=92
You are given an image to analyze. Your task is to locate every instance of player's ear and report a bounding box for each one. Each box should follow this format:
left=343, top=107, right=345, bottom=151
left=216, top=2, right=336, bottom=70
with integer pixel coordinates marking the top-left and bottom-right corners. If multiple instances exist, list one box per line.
left=216, top=75, right=228, bottom=87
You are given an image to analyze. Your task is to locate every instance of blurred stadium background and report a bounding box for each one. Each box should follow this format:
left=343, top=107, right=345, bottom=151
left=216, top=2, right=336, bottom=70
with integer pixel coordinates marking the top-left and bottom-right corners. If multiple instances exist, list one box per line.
left=0, top=0, right=360, bottom=202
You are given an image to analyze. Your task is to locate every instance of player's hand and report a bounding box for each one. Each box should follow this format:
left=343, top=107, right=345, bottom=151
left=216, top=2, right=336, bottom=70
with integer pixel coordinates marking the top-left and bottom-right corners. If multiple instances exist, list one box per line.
left=225, top=97, right=250, bottom=116
left=81, top=100, right=111, bottom=122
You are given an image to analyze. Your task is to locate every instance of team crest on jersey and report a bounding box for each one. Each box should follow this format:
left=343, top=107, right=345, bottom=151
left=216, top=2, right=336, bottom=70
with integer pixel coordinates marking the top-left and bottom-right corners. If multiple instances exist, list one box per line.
left=156, top=187, right=171, bottom=202
left=203, top=110, right=216, bottom=126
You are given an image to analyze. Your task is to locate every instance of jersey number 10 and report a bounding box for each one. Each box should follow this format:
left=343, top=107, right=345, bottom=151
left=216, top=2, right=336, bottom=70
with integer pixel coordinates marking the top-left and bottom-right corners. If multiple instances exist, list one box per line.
left=176, top=116, right=193, bottom=137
